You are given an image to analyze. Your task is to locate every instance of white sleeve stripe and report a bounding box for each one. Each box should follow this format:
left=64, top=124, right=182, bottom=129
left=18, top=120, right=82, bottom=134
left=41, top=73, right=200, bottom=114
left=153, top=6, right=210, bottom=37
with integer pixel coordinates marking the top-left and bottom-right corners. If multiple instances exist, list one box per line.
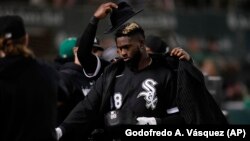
left=82, top=55, right=101, bottom=78
left=167, top=107, right=179, bottom=114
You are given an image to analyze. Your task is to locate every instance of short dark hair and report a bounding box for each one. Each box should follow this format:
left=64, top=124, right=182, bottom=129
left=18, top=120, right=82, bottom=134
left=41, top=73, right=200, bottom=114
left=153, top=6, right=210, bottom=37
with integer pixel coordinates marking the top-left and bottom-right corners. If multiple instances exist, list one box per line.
left=115, top=22, right=145, bottom=40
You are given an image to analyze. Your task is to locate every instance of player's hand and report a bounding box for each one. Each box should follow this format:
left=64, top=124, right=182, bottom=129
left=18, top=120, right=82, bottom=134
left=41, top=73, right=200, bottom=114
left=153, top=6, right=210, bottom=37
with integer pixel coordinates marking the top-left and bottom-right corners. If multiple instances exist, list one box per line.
left=55, top=127, right=62, bottom=141
left=136, top=117, right=157, bottom=125
left=94, top=2, right=118, bottom=19
left=170, top=47, right=190, bottom=61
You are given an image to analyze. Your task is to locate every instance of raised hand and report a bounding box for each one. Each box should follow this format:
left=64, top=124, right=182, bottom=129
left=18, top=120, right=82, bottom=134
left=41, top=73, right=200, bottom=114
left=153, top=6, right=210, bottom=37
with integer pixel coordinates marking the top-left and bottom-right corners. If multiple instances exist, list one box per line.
left=170, top=47, right=191, bottom=61
left=94, top=2, right=118, bottom=19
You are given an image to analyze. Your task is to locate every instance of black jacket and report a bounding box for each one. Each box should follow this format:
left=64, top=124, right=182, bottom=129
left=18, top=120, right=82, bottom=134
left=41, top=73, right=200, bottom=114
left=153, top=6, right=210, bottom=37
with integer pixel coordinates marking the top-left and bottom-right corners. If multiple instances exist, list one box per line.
left=57, top=62, right=86, bottom=125
left=60, top=54, right=227, bottom=138
left=176, top=60, right=228, bottom=124
left=0, top=55, right=59, bottom=141
left=101, top=54, right=228, bottom=124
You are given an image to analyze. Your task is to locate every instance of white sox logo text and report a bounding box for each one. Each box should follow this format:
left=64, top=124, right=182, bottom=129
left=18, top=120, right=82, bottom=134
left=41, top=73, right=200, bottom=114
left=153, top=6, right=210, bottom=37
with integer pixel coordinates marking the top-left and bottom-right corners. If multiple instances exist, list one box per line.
left=137, top=79, right=158, bottom=110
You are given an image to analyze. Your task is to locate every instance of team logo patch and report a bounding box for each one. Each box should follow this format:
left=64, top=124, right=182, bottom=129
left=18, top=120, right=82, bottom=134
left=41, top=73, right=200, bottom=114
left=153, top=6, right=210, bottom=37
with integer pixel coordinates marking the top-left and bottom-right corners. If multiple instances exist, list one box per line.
left=82, top=81, right=94, bottom=96
left=137, top=79, right=158, bottom=110
left=82, top=87, right=90, bottom=96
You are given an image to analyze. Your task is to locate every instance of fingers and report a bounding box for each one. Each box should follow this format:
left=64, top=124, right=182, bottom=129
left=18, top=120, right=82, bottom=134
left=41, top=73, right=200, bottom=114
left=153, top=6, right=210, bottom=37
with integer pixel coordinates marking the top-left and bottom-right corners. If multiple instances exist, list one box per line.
left=170, top=47, right=190, bottom=61
left=104, top=2, right=118, bottom=9
left=105, top=8, right=113, bottom=14
left=179, top=55, right=185, bottom=60
left=176, top=50, right=184, bottom=57
left=170, top=47, right=183, bottom=57
left=94, top=2, right=118, bottom=18
left=104, top=2, right=118, bottom=13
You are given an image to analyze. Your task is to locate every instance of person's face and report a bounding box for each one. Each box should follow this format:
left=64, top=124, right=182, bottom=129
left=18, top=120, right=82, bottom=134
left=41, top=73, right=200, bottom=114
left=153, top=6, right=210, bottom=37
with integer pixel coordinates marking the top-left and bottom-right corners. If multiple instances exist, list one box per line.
left=116, top=36, right=142, bottom=67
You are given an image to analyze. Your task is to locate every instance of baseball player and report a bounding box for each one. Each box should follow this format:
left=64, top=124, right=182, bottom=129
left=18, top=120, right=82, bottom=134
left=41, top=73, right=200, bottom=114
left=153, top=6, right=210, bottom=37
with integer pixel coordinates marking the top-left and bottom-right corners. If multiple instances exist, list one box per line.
left=56, top=1, right=227, bottom=141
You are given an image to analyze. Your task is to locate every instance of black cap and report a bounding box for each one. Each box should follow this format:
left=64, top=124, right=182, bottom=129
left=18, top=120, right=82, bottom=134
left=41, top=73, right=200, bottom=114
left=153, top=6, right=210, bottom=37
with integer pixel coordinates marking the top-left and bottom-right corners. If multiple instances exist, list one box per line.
left=145, top=35, right=168, bottom=53
left=104, top=1, right=143, bottom=34
left=0, top=15, right=26, bottom=40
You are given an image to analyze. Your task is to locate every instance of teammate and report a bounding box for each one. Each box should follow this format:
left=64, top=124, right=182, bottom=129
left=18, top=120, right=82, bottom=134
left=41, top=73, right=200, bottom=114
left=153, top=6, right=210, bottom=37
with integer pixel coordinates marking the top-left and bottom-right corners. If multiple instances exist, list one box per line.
left=57, top=36, right=108, bottom=141
left=54, top=38, right=75, bottom=70
left=0, top=15, right=59, bottom=141
left=57, top=37, right=83, bottom=125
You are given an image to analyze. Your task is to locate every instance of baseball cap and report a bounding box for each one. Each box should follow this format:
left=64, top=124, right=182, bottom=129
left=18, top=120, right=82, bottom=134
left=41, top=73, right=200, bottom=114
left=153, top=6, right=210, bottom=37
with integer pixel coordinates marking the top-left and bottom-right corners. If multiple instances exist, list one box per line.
left=0, top=15, right=26, bottom=40
left=59, top=37, right=77, bottom=58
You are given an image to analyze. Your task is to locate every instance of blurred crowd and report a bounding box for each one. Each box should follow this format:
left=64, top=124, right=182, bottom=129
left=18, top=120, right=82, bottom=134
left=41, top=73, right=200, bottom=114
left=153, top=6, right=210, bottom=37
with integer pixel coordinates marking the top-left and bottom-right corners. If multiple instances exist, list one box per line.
left=183, top=36, right=249, bottom=102
left=1, top=0, right=250, bottom=104
left=0, top=0, right=250, bottom=12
